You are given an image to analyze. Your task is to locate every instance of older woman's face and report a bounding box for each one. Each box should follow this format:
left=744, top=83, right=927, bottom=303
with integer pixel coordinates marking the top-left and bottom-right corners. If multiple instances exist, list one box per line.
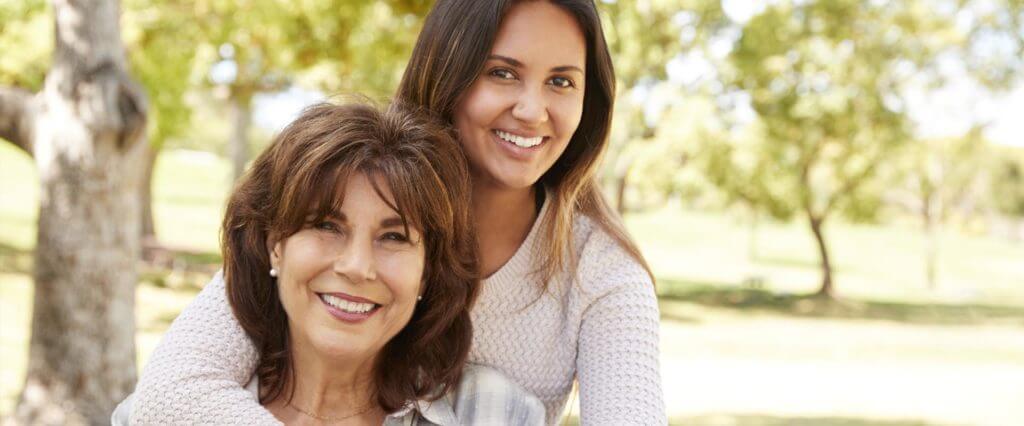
left=269, top=172, right=425, bottom=362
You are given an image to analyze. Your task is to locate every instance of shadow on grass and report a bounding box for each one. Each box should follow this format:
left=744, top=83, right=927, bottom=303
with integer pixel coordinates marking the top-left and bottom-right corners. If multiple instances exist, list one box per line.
left=139, top=240, right=222, bottom=291
left=658, top=278, right=1024, bottom=327
left=0, top=241, right=31, bottom=274
left=0, top=240, right=222, bottom=284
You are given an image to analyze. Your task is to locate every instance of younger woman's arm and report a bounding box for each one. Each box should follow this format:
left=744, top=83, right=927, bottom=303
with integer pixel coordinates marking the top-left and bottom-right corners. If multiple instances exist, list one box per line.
left=130, top=272, right=281, bottom=425
left=575, top=231, right=667, bottom=425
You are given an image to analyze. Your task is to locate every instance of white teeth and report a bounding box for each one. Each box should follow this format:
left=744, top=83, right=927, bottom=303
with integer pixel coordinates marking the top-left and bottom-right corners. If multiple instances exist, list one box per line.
left=495, top=130, right=543, bottom=148
left=321, top=294, right=376, bottom=314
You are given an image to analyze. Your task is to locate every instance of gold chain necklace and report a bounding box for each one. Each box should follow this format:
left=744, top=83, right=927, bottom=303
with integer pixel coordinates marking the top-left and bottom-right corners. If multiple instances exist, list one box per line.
left=286, top=400, right=377, bottom=423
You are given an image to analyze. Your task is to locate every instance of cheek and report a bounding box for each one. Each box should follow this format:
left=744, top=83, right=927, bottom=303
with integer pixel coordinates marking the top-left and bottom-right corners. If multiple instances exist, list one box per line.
left=378, top=250, right=425, bottom=302
left=275, top=235, right=330, bottom=309
left=276, top=275, right=309, bottom=321
left=552, top=94, right=585, bottom=138
left=456, top=83, right=510, bottom=131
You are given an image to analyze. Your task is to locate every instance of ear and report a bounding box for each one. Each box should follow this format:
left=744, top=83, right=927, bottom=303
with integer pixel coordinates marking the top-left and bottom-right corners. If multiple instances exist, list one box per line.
left=267, top=236, right=282, bottom=270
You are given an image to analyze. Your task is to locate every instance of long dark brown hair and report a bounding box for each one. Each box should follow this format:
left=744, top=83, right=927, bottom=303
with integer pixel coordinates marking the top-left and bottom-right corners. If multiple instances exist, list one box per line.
left=396, top=0, right=652, bottom=283
left=221, top=102, right=478, bottom=412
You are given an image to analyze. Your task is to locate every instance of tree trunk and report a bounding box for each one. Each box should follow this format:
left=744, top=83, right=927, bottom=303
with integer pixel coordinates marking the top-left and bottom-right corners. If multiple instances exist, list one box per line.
left=922, top=195, right=939, bottom=290
left=228, top=90, right=252, bottom=183
left=7, top=0, right=148, bottom=424
left=748, top=203, right=759, bottom=263
left=614, top=161, right=632, bottom=215
left=808, top=214, right=834, bottom=298
left=140, top=143, right=158, bottom=249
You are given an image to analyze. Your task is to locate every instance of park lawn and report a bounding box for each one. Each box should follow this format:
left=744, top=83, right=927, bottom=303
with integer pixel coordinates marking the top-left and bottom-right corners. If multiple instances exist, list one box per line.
left=7, top=274, right=1023, bottom=425
left=2, top=144, right=1024, bottom=424
left=0, top=272, right=202, bottom=417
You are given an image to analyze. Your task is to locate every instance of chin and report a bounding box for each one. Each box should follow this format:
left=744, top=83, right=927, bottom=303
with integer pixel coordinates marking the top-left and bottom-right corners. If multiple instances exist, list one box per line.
left=309, top=329, right=372, bottom=359
left=487, top=167, right=545, bottom=190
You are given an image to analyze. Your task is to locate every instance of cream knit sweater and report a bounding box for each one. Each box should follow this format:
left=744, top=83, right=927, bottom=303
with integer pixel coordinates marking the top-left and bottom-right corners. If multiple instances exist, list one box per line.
left=131, top=201, right=665, bottom=425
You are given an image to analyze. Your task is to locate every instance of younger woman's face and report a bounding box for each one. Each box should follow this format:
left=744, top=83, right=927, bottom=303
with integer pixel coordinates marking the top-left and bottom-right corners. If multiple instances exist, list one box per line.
left=454, top=1, right=587, bottom=190
left=269, top=173, right=425, bottom=364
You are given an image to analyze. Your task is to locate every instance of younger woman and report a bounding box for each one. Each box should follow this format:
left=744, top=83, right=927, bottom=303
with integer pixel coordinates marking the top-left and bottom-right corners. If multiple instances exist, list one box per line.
left=133, top=1, right=665, bottom=424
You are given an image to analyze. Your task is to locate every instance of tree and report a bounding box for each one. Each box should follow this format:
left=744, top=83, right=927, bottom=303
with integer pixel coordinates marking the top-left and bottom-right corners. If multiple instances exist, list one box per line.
left=599, top=0, right=726, bottom=212
left=2, top=0, right=202, bottom=250
left=123, top=0, right=200, bottom=246
left=886, top=130, right=990, bottom=288
left=707, top=0, right=965, bottom=298
left=185, top=0, right=430, bottom=182
left=990, top=146, right=1024, bottom=240
left=1, top=0, right=147, bottom=423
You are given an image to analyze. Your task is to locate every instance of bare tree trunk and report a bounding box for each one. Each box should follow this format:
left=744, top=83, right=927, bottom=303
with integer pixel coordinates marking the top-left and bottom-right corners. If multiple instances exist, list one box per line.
left=140, top=143, right=158, bottom=253
left=4, top=0, right=148, bottom=424
left=614, top=161, right=632, bottom=215
left=808, top=214, right=834, bottom=298
left=922, top=195, right=939, bottom=290
left=748, top=203, right=759, bottom=263
left=228, top=91, right=252, bottom=183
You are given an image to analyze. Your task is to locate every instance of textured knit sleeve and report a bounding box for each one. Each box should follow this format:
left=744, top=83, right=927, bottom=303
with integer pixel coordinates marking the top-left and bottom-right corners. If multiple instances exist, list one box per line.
left=575, top=230, right=666, bottom=425
left=130, top=272, right=281, bottom=425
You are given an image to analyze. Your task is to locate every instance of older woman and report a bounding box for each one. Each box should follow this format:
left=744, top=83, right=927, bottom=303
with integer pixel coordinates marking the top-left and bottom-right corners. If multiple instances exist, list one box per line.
left=114, top=102, right=543, bottom=425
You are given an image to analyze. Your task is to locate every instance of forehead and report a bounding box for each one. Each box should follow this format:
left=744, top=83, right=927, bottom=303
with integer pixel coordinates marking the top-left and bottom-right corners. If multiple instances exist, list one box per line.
left=330, top=172, right=394, bottom=214
left=491, top=1, right=586, bottom=69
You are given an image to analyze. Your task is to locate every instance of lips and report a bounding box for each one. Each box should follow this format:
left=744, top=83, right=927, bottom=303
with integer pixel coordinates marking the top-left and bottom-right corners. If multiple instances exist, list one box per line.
left=317, top=292, right=381, bottom=323
left=494, top=129, right=545, bottom=148
left=490, top=129, right=549, bottom=161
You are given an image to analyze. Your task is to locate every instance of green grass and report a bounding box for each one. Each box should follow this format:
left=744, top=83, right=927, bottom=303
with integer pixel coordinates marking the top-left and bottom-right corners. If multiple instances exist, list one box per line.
left=629, top=206, right=1024, bottom=306
left=3, top=144, right=1024, bottom=424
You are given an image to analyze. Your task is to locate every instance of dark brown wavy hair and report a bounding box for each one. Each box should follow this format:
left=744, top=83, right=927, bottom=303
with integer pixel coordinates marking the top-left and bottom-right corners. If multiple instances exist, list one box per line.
left=221, top=102, right=479, bottom=412
left=396, top=0, right=653, bottom=283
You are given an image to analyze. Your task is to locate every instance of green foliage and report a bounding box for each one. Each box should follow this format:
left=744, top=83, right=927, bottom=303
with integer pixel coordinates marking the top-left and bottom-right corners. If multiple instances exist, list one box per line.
left=959, top=0, right=1024, bottom=89
left=599, top=0, right=728, bottom=210
left=990, top=147, right=1024, bottom=217
left=624, top=86, right=721, bottom=208
left=709, top=0, right=969, bottom=224
left=884, top=128, right=992, bottom=225
left=600, top=0, right=725, bottom=88
left=0, top=0, right=50, bottom=90
left=123, top=0, right=202, bottom=148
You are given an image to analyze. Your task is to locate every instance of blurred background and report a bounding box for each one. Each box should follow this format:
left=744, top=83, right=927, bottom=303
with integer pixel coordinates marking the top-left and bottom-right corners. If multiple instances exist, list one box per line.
left=2, top=0, right=1023, bottom=425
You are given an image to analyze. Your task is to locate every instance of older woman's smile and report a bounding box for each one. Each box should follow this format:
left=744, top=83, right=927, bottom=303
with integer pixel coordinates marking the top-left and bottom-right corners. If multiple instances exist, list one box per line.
left=317, top=292, right=382, bottom=323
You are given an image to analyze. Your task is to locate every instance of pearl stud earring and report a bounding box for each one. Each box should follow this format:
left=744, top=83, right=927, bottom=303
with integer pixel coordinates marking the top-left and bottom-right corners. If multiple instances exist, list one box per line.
left=269, top=268, right=278, bottom=277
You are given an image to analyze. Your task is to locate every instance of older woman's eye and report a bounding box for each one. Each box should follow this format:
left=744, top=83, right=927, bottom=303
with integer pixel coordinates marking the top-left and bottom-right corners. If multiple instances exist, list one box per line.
left=313, top=221, right=339, bottom=232
left=549, top=76, right=575, bottom=89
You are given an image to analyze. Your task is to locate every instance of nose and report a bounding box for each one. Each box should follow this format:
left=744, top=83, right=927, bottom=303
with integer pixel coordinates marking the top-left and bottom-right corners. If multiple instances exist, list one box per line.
left=511, top=85, right=549, bottom=126
left=333, top=238, right=376, bottom=283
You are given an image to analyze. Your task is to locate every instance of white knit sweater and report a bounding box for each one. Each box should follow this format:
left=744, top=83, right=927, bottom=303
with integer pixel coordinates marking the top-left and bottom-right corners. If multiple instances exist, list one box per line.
left=131, top=200, right=665, bottom=425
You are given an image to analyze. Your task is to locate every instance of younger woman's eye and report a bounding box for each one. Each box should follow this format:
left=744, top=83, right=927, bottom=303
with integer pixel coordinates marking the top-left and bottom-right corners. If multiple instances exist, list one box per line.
left=549, top=76, right=575, bottom=88
left=489, top=68, right=516, bottom=80
left=381, top=232, right=410, bottom=243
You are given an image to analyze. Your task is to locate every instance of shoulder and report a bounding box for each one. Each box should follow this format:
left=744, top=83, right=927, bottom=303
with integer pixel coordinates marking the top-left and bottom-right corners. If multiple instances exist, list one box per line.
left=571, top=213, right=654, bottom=298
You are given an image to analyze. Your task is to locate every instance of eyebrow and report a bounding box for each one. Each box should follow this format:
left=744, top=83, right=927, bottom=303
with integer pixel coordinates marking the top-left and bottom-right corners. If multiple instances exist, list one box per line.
left=380, top=217, right=406, bottom=229
left=488, top=54, right=584, bottom=75
left=323, top=213, right=406, bottom=229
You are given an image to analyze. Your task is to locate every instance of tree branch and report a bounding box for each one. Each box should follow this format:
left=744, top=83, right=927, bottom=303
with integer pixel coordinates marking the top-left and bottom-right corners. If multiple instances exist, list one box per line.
left=823, top=156, right=882, bottom=216
left=0, top=86, right=37, bottom=156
